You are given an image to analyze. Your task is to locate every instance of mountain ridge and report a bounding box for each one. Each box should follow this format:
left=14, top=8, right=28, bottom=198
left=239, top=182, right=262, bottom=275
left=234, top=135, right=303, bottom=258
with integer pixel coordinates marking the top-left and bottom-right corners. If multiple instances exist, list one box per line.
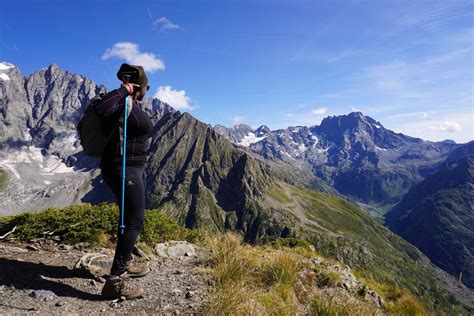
left=1, top=62, right=473, bottom=312
left=385, top=141, right=474, bottom=289
left=213, top=111, right=462, bottom=208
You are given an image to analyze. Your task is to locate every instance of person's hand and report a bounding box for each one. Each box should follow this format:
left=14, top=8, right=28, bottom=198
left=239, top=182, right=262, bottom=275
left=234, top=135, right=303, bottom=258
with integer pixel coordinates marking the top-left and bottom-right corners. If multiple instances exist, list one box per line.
left=121, top=82, right=134, bottom=95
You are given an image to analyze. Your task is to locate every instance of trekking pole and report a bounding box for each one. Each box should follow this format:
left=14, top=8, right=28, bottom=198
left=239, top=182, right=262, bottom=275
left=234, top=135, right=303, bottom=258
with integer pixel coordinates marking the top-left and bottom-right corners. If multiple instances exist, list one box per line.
left=120, top=95, right=128, bottom=235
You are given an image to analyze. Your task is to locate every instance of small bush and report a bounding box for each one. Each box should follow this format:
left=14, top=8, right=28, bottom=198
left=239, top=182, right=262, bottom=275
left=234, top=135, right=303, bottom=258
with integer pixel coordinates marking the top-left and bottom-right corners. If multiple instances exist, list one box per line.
left=382, top=285, right=428, bottom=315
left=309, top=295, right=341, bottom=316
left=351, top=273, right=428, bottom=315
left=384, top=292, right=427, bottom=316
left=1, top=203, right=117, bottom=245
left=316, top=269, right=342, bottom=288
left=259, top=252, right=302, bottom=287
left=141, top=209, right=188, bottom=244
left=0, top=203, right=205, bottom=247
left=309, top=291, right=380, bottom=316
left=204, top=232, right=258, bottom=288
left=257, top=283, right=296, bottom=315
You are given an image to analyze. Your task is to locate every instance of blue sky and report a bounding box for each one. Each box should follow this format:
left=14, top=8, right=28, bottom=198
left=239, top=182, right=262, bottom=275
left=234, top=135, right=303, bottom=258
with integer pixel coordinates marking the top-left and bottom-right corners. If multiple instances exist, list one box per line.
left=1, top=0, right=473, bottom=143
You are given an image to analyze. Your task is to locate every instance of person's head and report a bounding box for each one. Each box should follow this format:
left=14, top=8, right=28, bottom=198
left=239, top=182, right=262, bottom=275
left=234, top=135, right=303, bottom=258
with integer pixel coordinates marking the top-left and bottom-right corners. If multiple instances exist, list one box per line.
left=117, top=63, right=149, bottom=101
left=133, top=84, right=150, bottom=101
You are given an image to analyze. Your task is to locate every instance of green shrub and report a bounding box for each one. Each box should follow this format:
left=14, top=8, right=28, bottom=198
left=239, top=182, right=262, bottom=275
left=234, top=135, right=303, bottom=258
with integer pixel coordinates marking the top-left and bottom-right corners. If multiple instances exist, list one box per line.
left=315, top=269, right=342, bottom=288
left=259, top=252, right=301, bottom=287
left=309, top=296, right=341, bottom=316
left=0, top=203, right=205, bottom=247
left=2, top=203, right=117, bottom=245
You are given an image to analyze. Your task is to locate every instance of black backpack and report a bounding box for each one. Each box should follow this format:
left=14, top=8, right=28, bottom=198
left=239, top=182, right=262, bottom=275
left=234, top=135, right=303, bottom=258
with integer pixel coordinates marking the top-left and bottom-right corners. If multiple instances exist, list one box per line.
left=76, top=93, right=123, bottom=157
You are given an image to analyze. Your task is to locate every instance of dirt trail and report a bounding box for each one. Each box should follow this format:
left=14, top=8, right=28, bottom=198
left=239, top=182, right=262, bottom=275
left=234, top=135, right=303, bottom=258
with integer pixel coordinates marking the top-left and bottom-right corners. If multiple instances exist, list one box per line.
left=0, top=242, right=211, bottom=314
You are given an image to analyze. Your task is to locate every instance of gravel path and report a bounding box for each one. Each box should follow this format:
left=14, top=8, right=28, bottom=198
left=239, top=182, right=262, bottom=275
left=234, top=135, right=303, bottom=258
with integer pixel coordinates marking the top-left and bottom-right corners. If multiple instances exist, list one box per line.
left=0, top=242, right=212, bottom=314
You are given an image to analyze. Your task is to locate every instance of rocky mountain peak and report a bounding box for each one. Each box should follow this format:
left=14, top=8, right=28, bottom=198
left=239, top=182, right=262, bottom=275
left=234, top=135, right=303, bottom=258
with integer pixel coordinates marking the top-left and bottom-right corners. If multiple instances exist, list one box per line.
left=254, top=125, right=270, bottom=137
left=318, top=111, right=383, bottom=135
left=145, top=109, right=274, bottom=242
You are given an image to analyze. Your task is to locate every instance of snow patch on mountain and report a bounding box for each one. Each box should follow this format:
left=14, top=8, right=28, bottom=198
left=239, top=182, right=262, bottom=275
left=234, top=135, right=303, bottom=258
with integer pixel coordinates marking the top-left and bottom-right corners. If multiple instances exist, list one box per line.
left=237, top=132, right=267, bottom=147
left=0, top=62, right=15, bottom=70
left=298, top=143, right=307, bottom=152
left=290, top=127, right=301, bottom=133
left=316, top=147, right=329, bottom=154
left=0, top=146, right=75, bottom=180
left=0, top=62, right=15, bottom=81
left=58, top=133, right=79, bottom=151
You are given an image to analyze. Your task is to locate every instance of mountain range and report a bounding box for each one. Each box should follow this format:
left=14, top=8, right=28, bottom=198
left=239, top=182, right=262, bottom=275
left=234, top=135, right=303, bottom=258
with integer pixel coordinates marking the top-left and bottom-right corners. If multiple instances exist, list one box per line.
left=213, top=113, right=460, bottom=213
left=0, top=62, right=472, bottom=313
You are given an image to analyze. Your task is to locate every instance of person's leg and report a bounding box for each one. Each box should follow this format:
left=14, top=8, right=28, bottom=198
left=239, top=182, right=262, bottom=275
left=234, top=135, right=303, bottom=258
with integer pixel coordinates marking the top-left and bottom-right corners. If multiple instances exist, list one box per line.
left=110, top=163, right=146, bottom=276
left=100, top=162, right=120, bottom=203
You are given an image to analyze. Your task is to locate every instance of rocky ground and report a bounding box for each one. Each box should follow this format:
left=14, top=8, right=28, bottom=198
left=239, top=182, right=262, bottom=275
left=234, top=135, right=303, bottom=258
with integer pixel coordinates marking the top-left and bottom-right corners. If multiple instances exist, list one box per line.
left=0, top=240, right=212, bottom=314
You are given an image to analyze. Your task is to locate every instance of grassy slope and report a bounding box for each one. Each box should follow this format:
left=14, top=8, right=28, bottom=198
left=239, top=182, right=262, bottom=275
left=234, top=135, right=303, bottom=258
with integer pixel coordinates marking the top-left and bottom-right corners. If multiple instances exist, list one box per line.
left=0, top=180, right=471, bottom=314
left=0, top=205, right=426, bottom=315
left=263, top=179, right=471, bottom=315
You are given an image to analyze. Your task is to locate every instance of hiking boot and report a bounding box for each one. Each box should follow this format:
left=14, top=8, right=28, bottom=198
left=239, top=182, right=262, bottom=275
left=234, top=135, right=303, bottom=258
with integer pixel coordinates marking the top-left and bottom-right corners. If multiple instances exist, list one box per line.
left=125, top=256, right=151, bottom=278
left=101, top=272, right=144, bottom=299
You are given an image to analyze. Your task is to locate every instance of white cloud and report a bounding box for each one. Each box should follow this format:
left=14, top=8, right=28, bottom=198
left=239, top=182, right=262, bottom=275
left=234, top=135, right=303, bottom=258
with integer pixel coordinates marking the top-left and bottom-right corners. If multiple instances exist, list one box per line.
left=392, top=3, right=472, bottom=32
left=429, top=121, right=462, bottom=132
left=352, top=45, right=472, bottom=100
left=154, top=86, right=194, bottom=111
left=382, top=110, right=473, bottom=143
left=384, top=110, right=438, bottom=120
left=102, top=42, right=165, bottom=73
left=311, top=107, right=327, bottom=115
left=232, top=115, right=245, bottom=125
left=153, top=17, right=180, bottom=32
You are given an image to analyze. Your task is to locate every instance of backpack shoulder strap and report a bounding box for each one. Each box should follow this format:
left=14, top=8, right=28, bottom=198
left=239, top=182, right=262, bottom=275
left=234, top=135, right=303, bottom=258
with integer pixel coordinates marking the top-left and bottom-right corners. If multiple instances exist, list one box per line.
left=104, top=117, right=121, bottom=144
left=103, top=96, right=133, bottom=146
left=118, top=96, right=134, bottom=156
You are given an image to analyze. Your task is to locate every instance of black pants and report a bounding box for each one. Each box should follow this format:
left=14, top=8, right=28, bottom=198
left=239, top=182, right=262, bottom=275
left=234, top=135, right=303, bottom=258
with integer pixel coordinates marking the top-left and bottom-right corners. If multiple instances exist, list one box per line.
left=100, top=160, right=146, bottom=276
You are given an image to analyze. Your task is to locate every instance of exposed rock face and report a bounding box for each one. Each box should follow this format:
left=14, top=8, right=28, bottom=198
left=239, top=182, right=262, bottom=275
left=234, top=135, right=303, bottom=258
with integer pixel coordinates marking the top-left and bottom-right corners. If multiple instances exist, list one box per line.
left=215, top=112, right=461, bottom=206
left=0, top=62, right=175, bottom=215
left=145, top=111, right=274, bottom=242
left=0, top=62, right=326, bottom=244
left=0, top=62, right=33, bottom=147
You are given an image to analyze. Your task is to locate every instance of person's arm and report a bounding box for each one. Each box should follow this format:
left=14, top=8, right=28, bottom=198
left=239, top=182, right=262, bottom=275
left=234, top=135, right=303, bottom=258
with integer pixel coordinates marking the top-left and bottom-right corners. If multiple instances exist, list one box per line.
left=131, top=107, right=154, bottom=134
left=95, top=85, right=133, bottom=116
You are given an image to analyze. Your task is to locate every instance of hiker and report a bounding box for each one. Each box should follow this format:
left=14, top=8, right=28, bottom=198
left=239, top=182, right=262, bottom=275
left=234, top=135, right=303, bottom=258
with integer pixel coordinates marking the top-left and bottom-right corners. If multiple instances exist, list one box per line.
left=95, top=63, right=153, bottom=299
